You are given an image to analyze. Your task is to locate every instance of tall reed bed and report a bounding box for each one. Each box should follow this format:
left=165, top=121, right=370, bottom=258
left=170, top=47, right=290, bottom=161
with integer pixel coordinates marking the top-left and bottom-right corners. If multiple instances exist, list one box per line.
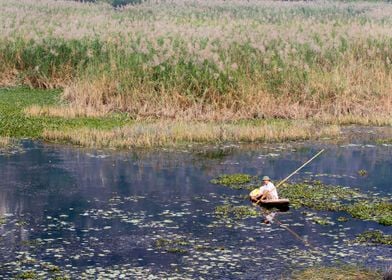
left=42, top=120, right=340, bottom=148
left=1, top=0, right=392, bottom=121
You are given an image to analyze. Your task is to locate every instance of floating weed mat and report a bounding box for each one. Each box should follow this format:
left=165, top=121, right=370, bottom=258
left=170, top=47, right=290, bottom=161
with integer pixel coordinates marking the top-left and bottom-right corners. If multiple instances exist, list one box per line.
left=210, top=173, right=256, bottom=190
left=279, top=181, right=366, bottom=211
left=355, top=230, right=392, bottom=246
left=280, top=182, right=392, bottom=226
left=211, top=175, right=392, bottom=226
left=345, top=202, right=392, bottom=226
left=214, top=204, right=259, bottom=220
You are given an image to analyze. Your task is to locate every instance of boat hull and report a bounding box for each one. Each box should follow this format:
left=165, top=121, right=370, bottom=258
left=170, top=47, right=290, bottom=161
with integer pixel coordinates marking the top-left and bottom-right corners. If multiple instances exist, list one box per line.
left=250, top=197, right=290, bottom=209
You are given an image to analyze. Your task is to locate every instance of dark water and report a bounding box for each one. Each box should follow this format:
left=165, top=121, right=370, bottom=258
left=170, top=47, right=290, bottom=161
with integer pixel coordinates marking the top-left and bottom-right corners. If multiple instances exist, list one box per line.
left=0, top=140, right=391, bottom=279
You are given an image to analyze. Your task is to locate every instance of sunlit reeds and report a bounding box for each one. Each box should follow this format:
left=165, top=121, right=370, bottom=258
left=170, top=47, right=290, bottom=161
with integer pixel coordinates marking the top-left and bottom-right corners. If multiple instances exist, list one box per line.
left=42, top=120, right=340, bottom=148
left=1, top=0, right=392, bottom=122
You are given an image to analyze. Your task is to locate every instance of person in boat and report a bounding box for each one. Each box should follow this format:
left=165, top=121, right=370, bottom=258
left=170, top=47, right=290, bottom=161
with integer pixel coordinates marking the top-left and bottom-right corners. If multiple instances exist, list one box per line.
left=255, top=176, right=279, bottom=201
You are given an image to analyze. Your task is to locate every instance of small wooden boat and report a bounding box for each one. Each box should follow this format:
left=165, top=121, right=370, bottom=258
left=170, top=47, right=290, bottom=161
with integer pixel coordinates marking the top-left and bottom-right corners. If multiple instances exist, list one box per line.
left=250, top=198, right=290, bottom=206
left=250, top=197, right=290, bottom=210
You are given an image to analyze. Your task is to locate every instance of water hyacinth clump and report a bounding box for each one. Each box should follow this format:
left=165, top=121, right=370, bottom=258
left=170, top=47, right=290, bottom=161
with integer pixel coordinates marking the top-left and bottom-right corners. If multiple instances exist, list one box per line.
left=355, top=230, right=392, bottom=246
left=1, top=0, right=392, bottom=122
left=210, top=173, right=253, bottom=189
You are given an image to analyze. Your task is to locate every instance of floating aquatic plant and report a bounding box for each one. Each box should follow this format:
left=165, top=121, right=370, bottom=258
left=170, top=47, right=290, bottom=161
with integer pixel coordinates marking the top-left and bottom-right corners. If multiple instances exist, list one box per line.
left=346, top=201, right=392, bottom=226
left=211, top=174, right=252, bottom=188
left=215, top=204, right=259, bottom=219
left=355, top=230, right=392, bottom=246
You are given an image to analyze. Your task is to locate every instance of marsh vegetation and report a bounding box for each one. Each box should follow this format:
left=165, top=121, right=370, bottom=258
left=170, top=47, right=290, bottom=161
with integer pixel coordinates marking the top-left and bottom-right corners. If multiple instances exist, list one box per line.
left=1, top=0, right=392, bottom=127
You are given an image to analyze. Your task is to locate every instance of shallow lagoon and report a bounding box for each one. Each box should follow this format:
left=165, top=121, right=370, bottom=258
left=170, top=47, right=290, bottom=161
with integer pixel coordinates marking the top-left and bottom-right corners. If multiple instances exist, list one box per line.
left=0, top=140, right=391, bottom=279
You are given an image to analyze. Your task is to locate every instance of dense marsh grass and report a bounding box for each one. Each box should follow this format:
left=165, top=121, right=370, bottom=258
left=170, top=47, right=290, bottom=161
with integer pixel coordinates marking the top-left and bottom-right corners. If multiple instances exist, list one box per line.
left=1, top=0, right=392, bottom=122
left=42, top=120, right=339, bottom=148
left=0, top=87, right=340, bottom=147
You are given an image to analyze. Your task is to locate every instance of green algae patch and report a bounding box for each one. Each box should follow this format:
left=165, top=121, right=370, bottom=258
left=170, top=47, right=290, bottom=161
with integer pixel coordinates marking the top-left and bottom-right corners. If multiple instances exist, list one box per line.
left=346, top=201, right=392, bottom=226
left=291, top=265, right=383, bottom=280
left=279, top=181, right=363, bottom=211
left=211, top=174, right=253, bottom=189
left=355, top=230, right=392, bottom=246
left=215, top=204, right=259, bottom=219
left=281, top=182, right=392, bottom=225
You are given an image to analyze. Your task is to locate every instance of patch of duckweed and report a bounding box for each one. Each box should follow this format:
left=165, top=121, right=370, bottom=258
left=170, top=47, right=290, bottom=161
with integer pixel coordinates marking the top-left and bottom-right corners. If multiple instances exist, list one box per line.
left=211, top=173, right=252, bottom=189
left=355, top=230, right=392, bottom=246
left=279, top=181, right=362, bottom=211
left=211, top=173, right=258, bottom=190
left=215, top=204, right=259, bottom=219
left=346, top=202, right=392, bottom=226
left=282, top=182, right=392, bottom=225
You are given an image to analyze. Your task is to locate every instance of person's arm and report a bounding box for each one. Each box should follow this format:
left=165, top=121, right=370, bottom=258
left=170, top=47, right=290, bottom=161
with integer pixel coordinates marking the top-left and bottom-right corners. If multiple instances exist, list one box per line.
left=256, top=186, right=264, bottom=199
left=260, top=190, right=270, bottom=200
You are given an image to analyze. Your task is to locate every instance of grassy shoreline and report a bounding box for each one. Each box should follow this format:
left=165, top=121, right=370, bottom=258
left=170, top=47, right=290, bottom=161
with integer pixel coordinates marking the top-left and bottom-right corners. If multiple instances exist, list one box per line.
left=0, top=87, right=342, bottom=148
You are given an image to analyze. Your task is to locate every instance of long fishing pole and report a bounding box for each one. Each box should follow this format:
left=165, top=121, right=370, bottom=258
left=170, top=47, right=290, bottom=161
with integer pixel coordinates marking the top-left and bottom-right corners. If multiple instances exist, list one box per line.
left=276, top=149, right=325, bottom=188
left=255, top=149, right=325, bottom=204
